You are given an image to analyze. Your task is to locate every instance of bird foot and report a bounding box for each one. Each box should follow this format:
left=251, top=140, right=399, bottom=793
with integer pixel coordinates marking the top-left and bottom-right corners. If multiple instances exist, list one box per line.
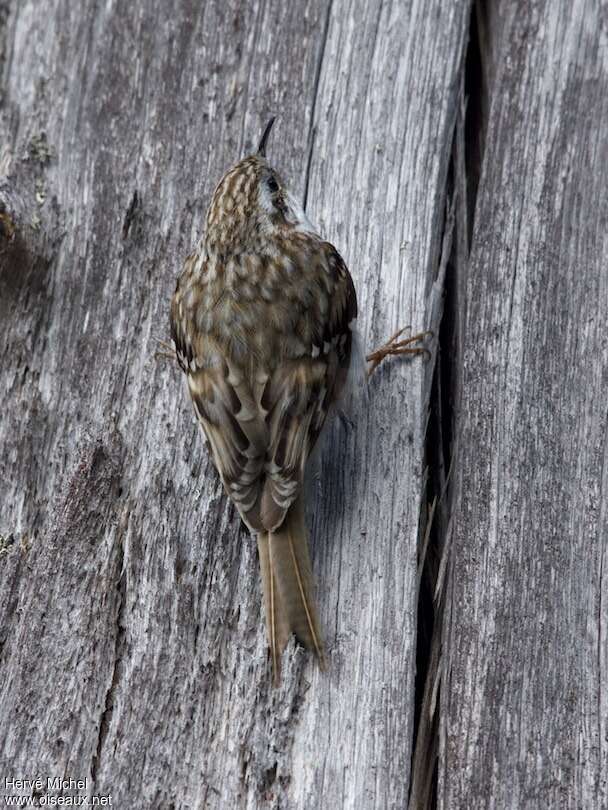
left=366, top=326, right=433, bottom=377
left=153, top=337, right=178, bottom=364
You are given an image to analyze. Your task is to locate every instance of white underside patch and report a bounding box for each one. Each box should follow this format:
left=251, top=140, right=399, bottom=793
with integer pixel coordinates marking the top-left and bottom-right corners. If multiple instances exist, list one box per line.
left=283, top=190, right=318, bottom=234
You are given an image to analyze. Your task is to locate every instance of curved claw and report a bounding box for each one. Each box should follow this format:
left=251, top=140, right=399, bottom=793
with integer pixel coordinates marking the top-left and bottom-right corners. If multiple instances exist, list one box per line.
left=153, top=337, right=178, bottom=365
left=366, top=328, right=433, bottom=377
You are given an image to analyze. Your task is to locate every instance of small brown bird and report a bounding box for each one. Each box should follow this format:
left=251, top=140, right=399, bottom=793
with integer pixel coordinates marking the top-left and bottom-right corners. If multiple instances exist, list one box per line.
left=170, top=118, right=357, bottom=681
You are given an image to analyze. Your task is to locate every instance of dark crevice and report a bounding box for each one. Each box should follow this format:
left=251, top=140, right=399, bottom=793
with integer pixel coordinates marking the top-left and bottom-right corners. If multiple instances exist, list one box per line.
left=90, top=531, right=127, bottom=785
left=464, top=3, right=486, bottom=245
left=409, top=195, right=455, bottom=810
left=0, top=1, right=10, bottom=108
left=122, top=189, right=140, bottom=240
left=409, top=4, right=484, bottom=808
left=302, top=0, right=333, bottom=211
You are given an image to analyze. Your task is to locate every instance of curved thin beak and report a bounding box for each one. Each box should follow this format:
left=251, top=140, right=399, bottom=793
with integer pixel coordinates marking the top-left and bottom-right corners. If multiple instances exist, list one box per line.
left=257, top=117, right=276, bottom=156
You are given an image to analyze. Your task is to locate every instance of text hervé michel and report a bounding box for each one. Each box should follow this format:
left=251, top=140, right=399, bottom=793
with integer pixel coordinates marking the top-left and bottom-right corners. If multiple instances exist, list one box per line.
left=5, top=779, right=88, bottom=793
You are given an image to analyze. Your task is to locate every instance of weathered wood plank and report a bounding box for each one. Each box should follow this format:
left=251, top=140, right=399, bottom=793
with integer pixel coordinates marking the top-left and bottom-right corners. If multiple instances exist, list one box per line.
left=439, top=2, right=608, bottom=807
left=292, top=3, right=469, bottom=808
left=1, top=3, right=329, bottom=807
left=0, top=0, right=468, bottom=807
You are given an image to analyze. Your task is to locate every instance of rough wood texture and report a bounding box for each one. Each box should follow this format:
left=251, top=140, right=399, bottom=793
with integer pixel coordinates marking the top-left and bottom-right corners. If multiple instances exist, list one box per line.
left=439, top=2, right=608, bottom=808
left=0, top=1, right=469, bottom=808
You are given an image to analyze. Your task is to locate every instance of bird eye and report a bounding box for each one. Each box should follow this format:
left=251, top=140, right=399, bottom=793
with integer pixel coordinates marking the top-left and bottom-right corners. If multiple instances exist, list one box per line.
left=267, top=176, right=279, bottom=194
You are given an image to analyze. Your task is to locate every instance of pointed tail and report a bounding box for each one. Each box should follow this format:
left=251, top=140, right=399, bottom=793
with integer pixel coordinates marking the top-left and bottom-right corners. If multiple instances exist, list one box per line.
left=257, top=497, right=325, bottom=683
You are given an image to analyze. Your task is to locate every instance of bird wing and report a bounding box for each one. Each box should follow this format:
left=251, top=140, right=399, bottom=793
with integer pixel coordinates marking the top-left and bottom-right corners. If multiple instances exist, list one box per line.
left=259, top=244, right=357, bottom=531
left=186, top=352, right=269, bottom=529
left=170, top=279, right=269, bottom=530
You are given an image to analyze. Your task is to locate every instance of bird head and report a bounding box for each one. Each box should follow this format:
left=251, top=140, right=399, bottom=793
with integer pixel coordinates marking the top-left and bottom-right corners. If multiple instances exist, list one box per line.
left=203, top=118, right=315, bottom=257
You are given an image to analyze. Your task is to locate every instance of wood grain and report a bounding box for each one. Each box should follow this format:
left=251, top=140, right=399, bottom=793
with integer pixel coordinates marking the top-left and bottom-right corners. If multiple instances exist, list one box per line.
left=285, top=2, right=469, bottom=807
left=439, top=2, right=608, bottom=808
left=0, top=1, right=469, bottom=808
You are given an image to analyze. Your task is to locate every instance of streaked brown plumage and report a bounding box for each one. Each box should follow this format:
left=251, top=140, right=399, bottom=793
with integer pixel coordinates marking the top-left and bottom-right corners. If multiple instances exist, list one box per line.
left=170, top=119, right=357, bottom=682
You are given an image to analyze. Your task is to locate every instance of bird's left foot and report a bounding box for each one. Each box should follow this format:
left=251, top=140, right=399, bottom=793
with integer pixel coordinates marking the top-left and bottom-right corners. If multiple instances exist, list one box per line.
left=153, top=337, right=178, bottom=364
left=366, top=326, right=433, bottom=377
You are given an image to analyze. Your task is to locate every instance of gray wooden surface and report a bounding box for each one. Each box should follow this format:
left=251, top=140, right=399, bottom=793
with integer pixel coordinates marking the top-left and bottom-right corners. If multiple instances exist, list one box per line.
left=4, top=1, right=606, bottom=808
left=0, top=1, right=470, bottom=809
left=439, top=2, right=608, bottom=809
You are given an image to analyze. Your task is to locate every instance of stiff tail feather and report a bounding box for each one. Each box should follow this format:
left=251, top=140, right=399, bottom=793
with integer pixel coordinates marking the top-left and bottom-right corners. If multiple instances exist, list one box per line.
left=256, top=497, right=325, bottom=683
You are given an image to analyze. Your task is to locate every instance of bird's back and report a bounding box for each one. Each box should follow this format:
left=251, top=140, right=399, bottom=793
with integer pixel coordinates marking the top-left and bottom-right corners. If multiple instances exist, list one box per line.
left=173, top=235, right=336, bottom=374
